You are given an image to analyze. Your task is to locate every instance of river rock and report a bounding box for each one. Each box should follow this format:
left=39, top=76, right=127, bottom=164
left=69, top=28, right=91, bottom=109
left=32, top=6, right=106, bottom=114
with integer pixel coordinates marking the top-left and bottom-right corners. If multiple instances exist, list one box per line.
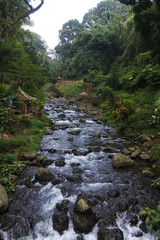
left=138, top=134, right=151, bottom=143
left=133, top=231, right=143, bottom=238
left=55, top=157, right=65, bottom=167
left=56, top=200, right=71, bottom=213
left=103, top=146, right=117, bottom=153
left=36, top=155, right=46, bottom=162
left=130, top=149, right=141, bottom=158
left=139, top=222, right=148, bottom=233
left=46, top=129, right=53, bottom=135
left=52, top=177, right=62, bottom=185
left=66, top=174, right=82, bottom=183
left=0, top=214, right=30, bottom=239
left=29, top=160, right=37, bottom=166
left=139, top=153, right=150, bottom=160
left=76, top=235, right=84, bottom=240
left=108, top=189, right=119, bottom=198
left=74, top=198, right=91, bottom=214
left=142, top=168, right=155, bottom=178
left=52, top=210, right=69, bottom=235
left=97, top=227, right=124, bottom=240
left=35, top=167, right=53, bottom=182
left=94, top=132, right=101, bottom=138
left=68, top=129, right=81, bottom=135
left=129, top=215, right=139, bottom=226
left=23, top=152, right=37, bottom=161
left=72, top=212, right=97, bottom=234
left=58, top=113, right=66, bottom=119
left=112, top=154, right=134, bottom=168
left=117, top=201, right=128, bottom=212
left=0, top=185, right=9, bottom=213
left=72, top=167, right=83, bottom=174
left=42, top=159, right=52, bottom=167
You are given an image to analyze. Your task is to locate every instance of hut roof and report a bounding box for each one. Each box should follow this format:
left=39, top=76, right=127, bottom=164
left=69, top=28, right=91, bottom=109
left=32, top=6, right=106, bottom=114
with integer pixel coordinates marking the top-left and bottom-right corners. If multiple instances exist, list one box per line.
left=16, top=87, right=36, bottom=101
left=56, top=76, right=63, bottom=80
left=79, top=92, right=88, bottom=96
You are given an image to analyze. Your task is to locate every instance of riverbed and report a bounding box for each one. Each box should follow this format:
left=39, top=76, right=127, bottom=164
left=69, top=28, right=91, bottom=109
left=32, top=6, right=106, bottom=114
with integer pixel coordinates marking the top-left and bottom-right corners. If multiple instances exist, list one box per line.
left=0, top=97, right=159, bottom=240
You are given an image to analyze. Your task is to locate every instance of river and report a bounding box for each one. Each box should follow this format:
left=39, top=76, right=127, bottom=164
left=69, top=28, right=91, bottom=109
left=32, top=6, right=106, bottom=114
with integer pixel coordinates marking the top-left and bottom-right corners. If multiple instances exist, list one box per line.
left=0, top=97, right=159, bottom=240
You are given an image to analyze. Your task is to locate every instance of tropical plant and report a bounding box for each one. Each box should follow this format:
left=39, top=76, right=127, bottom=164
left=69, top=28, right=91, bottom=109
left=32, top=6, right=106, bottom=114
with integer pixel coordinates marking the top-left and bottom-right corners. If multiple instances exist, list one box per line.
left=139, top=202, right=160, bottom=232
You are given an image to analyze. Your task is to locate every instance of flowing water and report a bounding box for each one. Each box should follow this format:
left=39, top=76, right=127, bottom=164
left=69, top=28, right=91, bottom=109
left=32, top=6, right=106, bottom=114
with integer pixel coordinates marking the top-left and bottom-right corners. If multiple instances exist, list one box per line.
left=0, top=98, right=160, bottom=240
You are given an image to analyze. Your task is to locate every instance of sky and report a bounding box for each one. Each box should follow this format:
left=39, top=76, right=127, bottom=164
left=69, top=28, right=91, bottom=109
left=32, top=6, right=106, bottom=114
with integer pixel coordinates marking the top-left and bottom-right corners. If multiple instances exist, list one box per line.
left=27, top=0, right=101, bottom=49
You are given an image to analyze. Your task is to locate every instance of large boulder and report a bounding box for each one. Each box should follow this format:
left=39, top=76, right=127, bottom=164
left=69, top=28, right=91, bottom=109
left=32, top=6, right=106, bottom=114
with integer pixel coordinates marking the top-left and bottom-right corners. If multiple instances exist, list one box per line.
left=72, top=213, right=97, bottom=234
left=68, top=129, right=81, bottom=135
left=137, top=134, right=151, bottom=143
left=52, top=210, right=69, bottom=235
left=112, top=154, right=134, bottom=168
left=74, top=199, right=91, bottom=214
left=35, top=167, right=53, bottom=182
left=98, top=227, right=124, bottom=240
left=22, top=152, right=37, bottom=161
left=142, top=168, right=155, bottom=178
left=0, top=185, right=9, bottom=213
left=0, top=214, right=30, bottom=239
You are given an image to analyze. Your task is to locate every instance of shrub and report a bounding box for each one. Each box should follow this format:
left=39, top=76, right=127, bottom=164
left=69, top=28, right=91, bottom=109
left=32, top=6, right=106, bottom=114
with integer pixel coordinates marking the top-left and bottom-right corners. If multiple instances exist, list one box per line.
left=139, top=202, right=160, bottom=232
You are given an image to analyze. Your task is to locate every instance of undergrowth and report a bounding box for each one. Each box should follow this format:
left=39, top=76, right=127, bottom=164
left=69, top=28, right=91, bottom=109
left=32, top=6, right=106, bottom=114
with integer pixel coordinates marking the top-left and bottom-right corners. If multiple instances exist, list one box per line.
left=0, top=113, right=52, bottom=192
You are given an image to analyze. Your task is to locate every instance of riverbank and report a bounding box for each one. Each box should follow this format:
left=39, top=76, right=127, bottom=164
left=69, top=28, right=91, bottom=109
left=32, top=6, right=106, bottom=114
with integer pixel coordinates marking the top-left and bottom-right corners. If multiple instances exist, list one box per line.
left=55, top=82, right=160, bottom=180
left=0, top=96, right=160, bottom=240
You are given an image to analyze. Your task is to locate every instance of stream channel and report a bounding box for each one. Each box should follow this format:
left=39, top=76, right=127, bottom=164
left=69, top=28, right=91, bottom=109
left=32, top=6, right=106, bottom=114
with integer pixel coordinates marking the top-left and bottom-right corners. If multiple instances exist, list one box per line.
left=0, top=97, right=160, bottom=240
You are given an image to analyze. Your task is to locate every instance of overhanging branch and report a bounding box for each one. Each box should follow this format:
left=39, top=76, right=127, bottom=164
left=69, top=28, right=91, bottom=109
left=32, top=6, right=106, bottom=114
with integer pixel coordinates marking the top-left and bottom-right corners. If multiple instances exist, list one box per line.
left=12, top=0, right=44, bottom=25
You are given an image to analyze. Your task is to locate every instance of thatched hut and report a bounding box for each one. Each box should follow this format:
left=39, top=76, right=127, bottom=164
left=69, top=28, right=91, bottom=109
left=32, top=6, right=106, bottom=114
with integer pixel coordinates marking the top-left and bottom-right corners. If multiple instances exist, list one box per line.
left=16, top=87, right=36, bottom=113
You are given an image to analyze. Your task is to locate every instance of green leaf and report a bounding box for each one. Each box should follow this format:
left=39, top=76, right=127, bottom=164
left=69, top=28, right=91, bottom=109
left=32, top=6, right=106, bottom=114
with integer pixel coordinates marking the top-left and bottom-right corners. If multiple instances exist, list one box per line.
left=139, top=210, right=146, bottom=215
left=149, top=224, right=153, bottom=230
left=145, top=216, right=150, bottom=225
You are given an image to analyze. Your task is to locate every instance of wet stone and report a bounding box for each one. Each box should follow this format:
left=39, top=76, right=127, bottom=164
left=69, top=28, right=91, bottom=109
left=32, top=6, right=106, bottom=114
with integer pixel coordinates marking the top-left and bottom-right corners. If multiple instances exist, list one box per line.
left=108, top=189, right=120, bottom=198
left=0, top=232, right=4, bottom=240
left=133, top=231, right=143, bottom=238
left=89, top=146, right=100, bottom=152
left=52, top=210, right=69, bottom=235
left=22, top=152, right=37, bottom=161
left=55, top=157, right=65, bottom=167
left=51, top=176, right=62, bottom=185
left=72, top=168, right=83, bottom=174
left=76, top=235, right=84, bottom=240
left=67, top=137, right=73, bottom=142
left=0, top=185, right=9, bottom=213
left=142, top=168, right=155, bottom=178
left=74, top=198, right=91, bottom=214
left=128, top=198, right=138, bottom=205
left=48, top=149, right=56, bottom=153
left=98, top=227, right=124, bottom=240
left=35, top=167, right=53, bottom=182
left=139, top=153, right=150, bottom=160
left=0, top=214, right=30, bottom=239
left=139, top=222, right=148, bottom=233
left=66, top=174, right=82, bottom=183
left=56, top=200, right=71, bottom=213
left=70, top=163, right=81, bottom=167
left=72, top=212, right=97, bottom=234
left=117, top=201, right=128, bottom=212
left=129, top=215, right=139, bottom=226
left=42, top=159, right=52, bottom=167
left=68, top=129, right=81, bottom=135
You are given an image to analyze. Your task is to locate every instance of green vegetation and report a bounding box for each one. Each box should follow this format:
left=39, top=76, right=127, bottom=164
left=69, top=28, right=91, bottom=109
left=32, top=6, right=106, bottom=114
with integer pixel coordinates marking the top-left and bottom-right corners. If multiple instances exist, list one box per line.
left=139, top=202, right=160, bottom=234
left=56, top=81, right=85, bottom=97
left=0, top=112, right=51, bottom=192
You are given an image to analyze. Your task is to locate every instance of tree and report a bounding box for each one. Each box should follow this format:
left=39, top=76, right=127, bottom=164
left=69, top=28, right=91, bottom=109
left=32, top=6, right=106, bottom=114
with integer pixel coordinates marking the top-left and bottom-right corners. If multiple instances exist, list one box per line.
left=0, top=0, right=44, bottom=83
left=59, top=19, right=83, bottom=45
left=0, top=0, right=44, bottom=43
